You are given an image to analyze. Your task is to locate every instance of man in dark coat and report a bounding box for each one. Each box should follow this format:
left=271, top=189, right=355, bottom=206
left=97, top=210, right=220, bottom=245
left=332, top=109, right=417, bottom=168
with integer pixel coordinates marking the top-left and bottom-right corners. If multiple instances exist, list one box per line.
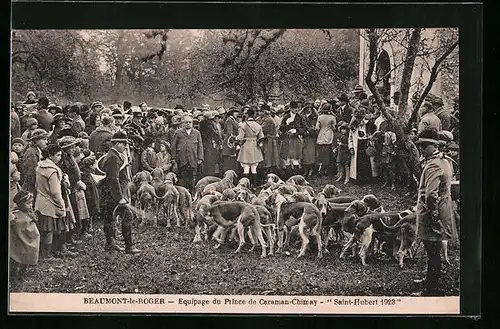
left=33, top=97, right=54, bottom=132
left=89, top=116, right=114, bottom=158
left=336, top=93, right=353, bottom=124
left=99, top=131, right=140, bottom=254
left=123, top=107, right=146, bottom=175
left=221, top=107, right=240, bottom=174
left=171, top=115, right=204, bottom=193
left=260, top=105, right=280, bottom=176
left=199, top=111, right=222, bottom=177
left=69, top=103, right=86, bottom=136
left=412, top=128, right=456, bottom=296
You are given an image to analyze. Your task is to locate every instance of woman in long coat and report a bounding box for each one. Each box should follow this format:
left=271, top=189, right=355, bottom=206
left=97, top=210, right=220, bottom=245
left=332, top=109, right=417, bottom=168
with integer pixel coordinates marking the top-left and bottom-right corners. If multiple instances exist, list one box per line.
left=279, top=101, right=308, bottom=178
left=301, top=104, right=318, bottom=178
left=199, top=111, right=223, bottom=177
left=315, top=103, right=336, bottom=176
left=236, top=108, right=264, bottom=188
left=348, top=106, right=372, bottom=184
left=259, top=105, right=280, bottom=175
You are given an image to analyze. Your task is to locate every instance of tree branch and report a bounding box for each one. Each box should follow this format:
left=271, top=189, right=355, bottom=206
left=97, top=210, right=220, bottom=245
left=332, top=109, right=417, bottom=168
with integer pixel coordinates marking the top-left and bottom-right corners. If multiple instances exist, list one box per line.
left=406, top=39, right=459, bottom=130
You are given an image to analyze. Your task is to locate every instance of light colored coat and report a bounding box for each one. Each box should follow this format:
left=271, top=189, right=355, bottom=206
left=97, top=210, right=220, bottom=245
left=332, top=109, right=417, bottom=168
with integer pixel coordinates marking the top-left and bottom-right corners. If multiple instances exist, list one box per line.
left=236, top=119, right=264, bottom=164
left=316, top=113, right=336, bottom=145
left=35, top=159, right=66, bottom=218
left=416, top=152, right=456, bottom=241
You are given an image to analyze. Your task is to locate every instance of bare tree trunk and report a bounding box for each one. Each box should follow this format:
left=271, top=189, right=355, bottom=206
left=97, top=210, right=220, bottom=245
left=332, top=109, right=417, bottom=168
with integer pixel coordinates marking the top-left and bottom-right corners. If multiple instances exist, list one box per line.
left=397, top=29, right=422, bottom=120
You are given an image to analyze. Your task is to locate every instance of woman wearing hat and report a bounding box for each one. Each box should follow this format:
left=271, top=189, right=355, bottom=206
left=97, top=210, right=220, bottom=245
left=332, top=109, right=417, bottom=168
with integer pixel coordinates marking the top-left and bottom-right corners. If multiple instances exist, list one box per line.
left=57, top=136, right=87, bottom=246
left=236, top=108, right=264, bottom=187
left=259, top=105, right=280, bottom=177
left=221, top=107, right=241, bottom=174
left=21, top=129, right=49, bottom=195
left=315, top=103, right=337, bottom=176
left=199, top=110, right=223, bottom=177
left=48, top=114, right=68, bottom=145
left=10, top=189, right=41, bottom=288
left=34, top=144, right=70, bottom=260
left=279, top=101, right=308, bottom=178
left=412, top=128, right=457, bottom=296
left=300, top=103, right=319, bottom=178
left=348, top=101, right=372, bottom=184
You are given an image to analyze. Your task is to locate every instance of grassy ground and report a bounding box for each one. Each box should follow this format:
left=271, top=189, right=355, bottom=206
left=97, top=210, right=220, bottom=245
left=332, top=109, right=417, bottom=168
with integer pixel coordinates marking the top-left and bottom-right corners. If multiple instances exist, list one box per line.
left=11, top=177, right=460, bottom=296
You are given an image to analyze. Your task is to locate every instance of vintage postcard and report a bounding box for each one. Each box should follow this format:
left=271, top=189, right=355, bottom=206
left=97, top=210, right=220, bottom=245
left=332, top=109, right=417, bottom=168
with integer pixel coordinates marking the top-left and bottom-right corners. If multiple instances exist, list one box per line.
left=8, top=2, right=480, bottom=316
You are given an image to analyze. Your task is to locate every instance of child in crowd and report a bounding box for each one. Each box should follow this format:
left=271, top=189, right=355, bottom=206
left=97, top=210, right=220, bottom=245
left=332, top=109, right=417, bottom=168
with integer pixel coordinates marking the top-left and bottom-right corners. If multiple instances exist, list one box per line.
left=10, top=190, right=40, bottom=290
left=12, top=138, right=26, bottom=161
left=380, top=122, right=397, bottom=189
left=156, top=140, right=173, bottom=173
left=141, top=137, right=158, bottom=172
left=21, top=117, right=38, bottom=142
left=79, top=155, right=99, bottom=237
left=10, top=152, right=22, bottom=210
left=334, top=122, right=351, bottom=184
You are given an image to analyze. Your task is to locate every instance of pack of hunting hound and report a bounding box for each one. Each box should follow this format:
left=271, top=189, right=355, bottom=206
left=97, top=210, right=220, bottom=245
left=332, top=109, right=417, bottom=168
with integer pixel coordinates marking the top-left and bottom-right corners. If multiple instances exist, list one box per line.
left=128, top=169, right=449, bottom=268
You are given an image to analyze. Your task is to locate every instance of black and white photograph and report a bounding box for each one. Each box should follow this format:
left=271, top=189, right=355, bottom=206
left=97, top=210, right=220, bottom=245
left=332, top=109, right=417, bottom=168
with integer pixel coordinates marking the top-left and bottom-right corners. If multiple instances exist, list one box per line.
left=8, top=1, right=481, bottom=314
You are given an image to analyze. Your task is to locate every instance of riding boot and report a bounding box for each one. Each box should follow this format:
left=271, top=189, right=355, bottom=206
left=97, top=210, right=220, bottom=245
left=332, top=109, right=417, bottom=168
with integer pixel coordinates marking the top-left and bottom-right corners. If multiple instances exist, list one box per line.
left=123, top=217, right=140, bottom=254
left=104, top=218, right=123, bottom=251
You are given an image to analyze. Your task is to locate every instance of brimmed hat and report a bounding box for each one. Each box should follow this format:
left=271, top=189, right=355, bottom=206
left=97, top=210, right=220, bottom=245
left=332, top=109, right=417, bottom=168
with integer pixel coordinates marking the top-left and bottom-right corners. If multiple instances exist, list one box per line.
left=171, top=115, right=182, bottom=125
left=201, top=104, right=211, bottom=111
left=353, top=85, right=364, bottom=93
left=146, top=111, right=157, bottom=119
left=26, top=91, right=36, bottom=99
left=204, top=111, right=217, bottom=119
left=174, top=104, right=184, bottom=110
left=289, top=101, right=299, bottom=109
left=448, top=142, right=459, bottom=151
left=13, top=189, right=33, bottom=205
left=80, top=155, right=97, bottom=168
left=78, top=131, right=89, bottom=139
left=110, top=131, right=129, bottom=143
left=57, top=136, right=81, bottom=149
left=261, top=104, right=271, bottom=112
left=12, top=137, right=26, bottom=146
left=339, top=121, right=349, bottom=129
left=130, top=106, right=142, bottom=117
left=438, top=130, right=454, bottom=142
left=216, top=107, right=226, bottom=115
left=90, top=101, right=104, bottom=110
left=29, top=129, right=49, bottom=141
left=26, top=117, right=38, bottom=127
left=226, top=107, right=239, bottom=115
left=415, top=128, right=440, bottom=145
left=112, top=109, right=124, bottom=118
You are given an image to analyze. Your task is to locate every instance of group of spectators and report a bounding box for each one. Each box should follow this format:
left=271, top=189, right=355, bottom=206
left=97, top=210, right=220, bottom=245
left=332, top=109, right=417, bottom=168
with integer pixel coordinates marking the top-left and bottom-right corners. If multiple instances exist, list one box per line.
left=9, top=86, right=460, bottom=292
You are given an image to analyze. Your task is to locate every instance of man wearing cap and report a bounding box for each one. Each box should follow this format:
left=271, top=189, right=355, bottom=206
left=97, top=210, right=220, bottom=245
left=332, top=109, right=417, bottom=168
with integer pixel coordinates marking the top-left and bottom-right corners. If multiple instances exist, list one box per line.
left=418, top=101, right=442, bottom=133
left=221, top=107, right=240, bottom=173
left=21, top=129, right=49, bottom=195
left=100, top=131, right=140, bottom=254
left=171, top=115, right=204, bottom=193
left=199, top=110, right=222, bottom=177
left=336, top=93, right=353, bottom=124
left=123, top=107, right=146, bottom=175
left=89, top=116, right=114, bottom=157
left=69, top=104, right=86, bottom=136
left=33, top=97, right=54, bottom=132
left=412, top=128, right=456, bottom=296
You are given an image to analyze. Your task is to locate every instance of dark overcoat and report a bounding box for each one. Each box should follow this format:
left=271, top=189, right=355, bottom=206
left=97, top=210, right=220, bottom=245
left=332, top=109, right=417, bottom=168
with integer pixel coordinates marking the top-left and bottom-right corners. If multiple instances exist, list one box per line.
left=260, top=116, right=280, bottom=168
left=171, top=128, right=204, bottom=171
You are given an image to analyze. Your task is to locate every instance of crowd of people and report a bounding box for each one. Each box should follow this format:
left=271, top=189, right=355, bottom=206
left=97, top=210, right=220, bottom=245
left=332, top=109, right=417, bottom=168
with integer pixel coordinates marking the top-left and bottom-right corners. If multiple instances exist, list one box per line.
left=9, top=86, right=460, bottom=295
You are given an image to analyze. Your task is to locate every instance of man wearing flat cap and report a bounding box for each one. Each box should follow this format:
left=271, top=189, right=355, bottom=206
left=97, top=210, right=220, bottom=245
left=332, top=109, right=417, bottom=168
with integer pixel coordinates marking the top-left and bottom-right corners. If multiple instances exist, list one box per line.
left=21, top=129, right=49, bottom=195
left=100, top=131, right=140, bottom=254
left=412, top=128, right=457, bottom=296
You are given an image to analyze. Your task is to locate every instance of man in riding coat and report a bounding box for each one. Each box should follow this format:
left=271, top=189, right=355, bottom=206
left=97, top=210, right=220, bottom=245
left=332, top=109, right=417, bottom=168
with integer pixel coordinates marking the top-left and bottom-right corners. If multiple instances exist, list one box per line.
left=412, top=128, right=456, bottom=296
left=99, top=131, right=140, bottom=254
